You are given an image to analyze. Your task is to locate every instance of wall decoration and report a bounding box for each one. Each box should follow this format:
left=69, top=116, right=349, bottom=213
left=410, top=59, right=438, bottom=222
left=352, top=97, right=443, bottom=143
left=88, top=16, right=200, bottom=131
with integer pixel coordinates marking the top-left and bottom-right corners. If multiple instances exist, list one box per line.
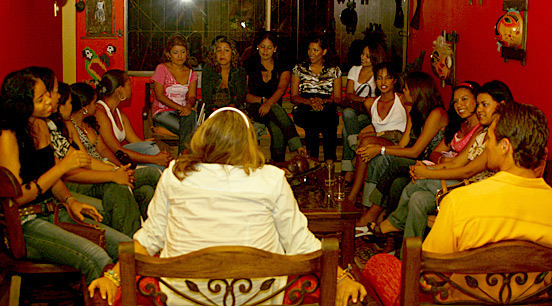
left=82, top=47, right=107, bottom=82
left=496, top=0, right=528, bottom=65
left=340, top=1, right=358, bottom=34
left=86, top=0, right=115, bottom=37
left=430, top=31, right=458, bottom=87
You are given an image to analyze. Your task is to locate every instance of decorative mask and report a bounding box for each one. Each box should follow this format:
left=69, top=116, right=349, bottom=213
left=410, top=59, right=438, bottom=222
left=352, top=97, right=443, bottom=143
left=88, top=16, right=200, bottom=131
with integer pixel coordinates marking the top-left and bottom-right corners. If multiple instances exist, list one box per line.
left=495, top=10, right=523, bottom=49
left=430, top=35, right=453, bottom=81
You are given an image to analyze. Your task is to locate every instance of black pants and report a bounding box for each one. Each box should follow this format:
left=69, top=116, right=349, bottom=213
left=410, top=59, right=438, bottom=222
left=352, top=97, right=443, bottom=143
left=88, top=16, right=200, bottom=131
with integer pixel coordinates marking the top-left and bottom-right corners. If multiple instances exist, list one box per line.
left=293, top=103, right=338, bottom=161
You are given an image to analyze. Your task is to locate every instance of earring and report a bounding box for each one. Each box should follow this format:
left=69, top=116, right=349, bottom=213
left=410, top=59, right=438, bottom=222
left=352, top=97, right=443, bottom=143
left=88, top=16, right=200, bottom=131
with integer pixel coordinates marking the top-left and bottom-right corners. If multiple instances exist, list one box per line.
left=82, top=108, right=88, bottom=115
left=118, top=93, right=127, bottom=101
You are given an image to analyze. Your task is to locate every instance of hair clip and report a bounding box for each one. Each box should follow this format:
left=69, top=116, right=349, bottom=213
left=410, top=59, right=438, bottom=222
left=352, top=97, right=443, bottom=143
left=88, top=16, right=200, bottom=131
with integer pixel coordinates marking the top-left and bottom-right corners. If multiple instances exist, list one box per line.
left=457, top=82, right=473, bottom=89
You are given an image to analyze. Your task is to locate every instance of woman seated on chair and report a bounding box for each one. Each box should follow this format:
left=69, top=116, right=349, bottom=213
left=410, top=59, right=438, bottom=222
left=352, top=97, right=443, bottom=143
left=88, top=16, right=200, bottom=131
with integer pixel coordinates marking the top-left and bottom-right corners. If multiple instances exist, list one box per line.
left=353, top=71, right=448, bottom=230
left=151, top=34, right=198, bottom=154
left=201, top=35, right=247, bottom=116
left=55, top=81, right=160, bottom=236
left=291, top=34, right=342, bottom=163
left=95, top=69, right=172, bottom=170
left=245, top=30, right=306, bottom=162
left=88, top=107, right=367, bottom=306
left=0, top=69, right=131, bottom=285
left=372, top=80, right=514, bottom=241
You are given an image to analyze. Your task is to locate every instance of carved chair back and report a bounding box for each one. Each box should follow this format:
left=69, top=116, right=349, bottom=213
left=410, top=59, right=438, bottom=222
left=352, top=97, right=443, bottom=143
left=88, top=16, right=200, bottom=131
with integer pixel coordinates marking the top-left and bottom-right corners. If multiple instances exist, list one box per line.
left=401, top=236, right=552, bottom=305
left=119, top=238, right=339, bottom=306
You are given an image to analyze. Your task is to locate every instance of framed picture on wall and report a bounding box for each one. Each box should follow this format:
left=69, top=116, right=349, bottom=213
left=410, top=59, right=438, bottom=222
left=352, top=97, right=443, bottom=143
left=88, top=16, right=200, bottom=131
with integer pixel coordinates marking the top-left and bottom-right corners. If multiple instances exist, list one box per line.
left=86, top=0, right=116, bottom=37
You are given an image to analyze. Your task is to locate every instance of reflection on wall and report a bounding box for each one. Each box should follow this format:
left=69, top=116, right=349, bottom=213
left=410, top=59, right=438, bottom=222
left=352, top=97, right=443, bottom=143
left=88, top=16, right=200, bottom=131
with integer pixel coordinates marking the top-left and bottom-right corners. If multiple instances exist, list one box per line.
left=127, top=0, right=264, bottom=71
left=334, top=0, right=405, bottom=73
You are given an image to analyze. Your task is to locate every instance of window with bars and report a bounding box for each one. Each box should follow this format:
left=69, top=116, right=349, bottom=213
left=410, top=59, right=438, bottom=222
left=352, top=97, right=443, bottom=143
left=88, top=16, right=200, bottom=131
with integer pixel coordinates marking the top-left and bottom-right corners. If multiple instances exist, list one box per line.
left=127, top=0, right=332, bottom=73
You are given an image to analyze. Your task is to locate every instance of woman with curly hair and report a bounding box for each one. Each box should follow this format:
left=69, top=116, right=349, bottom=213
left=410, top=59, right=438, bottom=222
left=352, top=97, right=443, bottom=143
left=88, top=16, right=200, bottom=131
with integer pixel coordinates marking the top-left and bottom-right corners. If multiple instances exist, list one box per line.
left=201, top=36, right=247, bottom=115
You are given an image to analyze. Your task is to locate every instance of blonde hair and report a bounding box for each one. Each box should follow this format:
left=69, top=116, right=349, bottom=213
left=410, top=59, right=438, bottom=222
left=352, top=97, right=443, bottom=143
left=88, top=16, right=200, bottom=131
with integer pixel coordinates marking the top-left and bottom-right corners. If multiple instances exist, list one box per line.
left=173, top=109, right=265, bottom=180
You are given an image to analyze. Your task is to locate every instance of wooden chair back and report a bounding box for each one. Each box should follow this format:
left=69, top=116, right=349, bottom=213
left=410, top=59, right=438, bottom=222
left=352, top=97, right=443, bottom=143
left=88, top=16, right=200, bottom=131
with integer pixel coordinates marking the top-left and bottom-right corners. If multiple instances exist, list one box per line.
left=119, top=238, right=339, bottom=306
left=0, top=166, right=90, bottom=306
left=0, top=166, right=26, bottom=259
left=401, top=236, right=552, bottom=305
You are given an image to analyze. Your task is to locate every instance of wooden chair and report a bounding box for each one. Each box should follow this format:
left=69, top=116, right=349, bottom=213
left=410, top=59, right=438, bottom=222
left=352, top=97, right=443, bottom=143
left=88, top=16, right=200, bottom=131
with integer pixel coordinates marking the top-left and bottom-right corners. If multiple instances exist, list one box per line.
left=142, top=82, right=180, bottom=156
left=119, top=238, right=340, bottom=306
left=401, top=236, right=552, bottom=305
left=0, top=166, right=90, bottom=306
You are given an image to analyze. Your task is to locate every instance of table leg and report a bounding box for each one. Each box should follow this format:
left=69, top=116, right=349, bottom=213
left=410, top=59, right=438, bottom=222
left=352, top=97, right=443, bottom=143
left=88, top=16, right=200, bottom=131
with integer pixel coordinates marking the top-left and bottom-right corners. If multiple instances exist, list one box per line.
left=341, top=222, right=355, bottom=267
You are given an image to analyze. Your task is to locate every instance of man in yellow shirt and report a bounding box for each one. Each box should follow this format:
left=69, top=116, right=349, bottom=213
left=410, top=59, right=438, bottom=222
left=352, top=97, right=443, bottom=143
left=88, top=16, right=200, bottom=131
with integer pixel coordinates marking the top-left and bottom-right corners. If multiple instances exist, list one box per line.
left=423, top=102, right=552, bottom=253
left=360, top=102, right=551, bottom=306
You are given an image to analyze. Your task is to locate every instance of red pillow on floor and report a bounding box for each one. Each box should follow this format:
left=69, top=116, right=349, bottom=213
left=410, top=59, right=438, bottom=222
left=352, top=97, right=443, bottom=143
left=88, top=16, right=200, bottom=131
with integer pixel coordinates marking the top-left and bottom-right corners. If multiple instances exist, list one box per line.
left=363, top=253, right=402, bottom=306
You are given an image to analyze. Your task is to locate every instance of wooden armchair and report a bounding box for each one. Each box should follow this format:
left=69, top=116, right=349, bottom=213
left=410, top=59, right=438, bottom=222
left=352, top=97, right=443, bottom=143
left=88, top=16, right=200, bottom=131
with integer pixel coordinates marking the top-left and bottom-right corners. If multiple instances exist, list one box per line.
left=119, top=238, right=340, bottom=306
left=0, top=166, right=90, bottom=306
left=401, top=236, right=552, bottom=305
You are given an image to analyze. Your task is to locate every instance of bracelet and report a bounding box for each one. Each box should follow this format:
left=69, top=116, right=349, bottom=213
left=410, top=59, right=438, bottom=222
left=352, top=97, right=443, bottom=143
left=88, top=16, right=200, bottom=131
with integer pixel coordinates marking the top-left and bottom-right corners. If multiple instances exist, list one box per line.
left=260, top=97, right=265, bottom=104
left=112, top=166, right=120, bottom=172
left=104, top=269, right=120, bottom=287
left=380, top=146, right=386, bottom=155
left=64, top=195, right=76, bottom=203
left=337, top=264, right=355, bottom=284
left=33, top=180, right=43, bottom=196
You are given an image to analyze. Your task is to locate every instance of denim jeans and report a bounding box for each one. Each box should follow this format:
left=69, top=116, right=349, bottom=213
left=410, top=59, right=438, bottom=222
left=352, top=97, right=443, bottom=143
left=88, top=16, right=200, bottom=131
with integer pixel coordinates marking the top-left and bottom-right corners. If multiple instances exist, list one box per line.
left=248, top=104, right=302, bottom=162
left=65, top=166, right=160, bottom=236
left=153, top=110, right=198, bottom=154
left=369, top=157, right=416, bottom=210
left=388, top=178, right=459, bottom=238
left=341, top=108, right=371, bottom=172
left=123, top=141, right=164, bottom=171
left=22, top=208, right=132, bottom=284
left=361, top=154, right=395, bottom=207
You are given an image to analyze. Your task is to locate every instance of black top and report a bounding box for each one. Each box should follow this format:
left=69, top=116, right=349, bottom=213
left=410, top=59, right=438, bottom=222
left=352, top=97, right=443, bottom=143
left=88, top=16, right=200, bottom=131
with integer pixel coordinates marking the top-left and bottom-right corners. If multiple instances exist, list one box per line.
left=245, top=56, right=291, bottom=106
left=20, top=145, right=55, bottom=203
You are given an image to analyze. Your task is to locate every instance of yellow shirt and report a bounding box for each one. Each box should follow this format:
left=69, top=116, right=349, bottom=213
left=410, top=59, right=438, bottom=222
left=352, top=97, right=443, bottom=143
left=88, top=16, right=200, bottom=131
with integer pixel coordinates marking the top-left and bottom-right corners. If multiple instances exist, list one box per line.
left=424, top=171, right=552, bottom=253
left=421, top=171, right=552, bottom=303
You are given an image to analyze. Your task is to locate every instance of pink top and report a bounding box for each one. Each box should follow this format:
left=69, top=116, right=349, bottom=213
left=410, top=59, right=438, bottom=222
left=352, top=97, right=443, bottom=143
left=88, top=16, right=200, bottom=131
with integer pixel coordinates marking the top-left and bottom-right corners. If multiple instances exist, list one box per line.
left=450, top=123, right=481, bottom=153
left=150, top=63, right=198, bottom=117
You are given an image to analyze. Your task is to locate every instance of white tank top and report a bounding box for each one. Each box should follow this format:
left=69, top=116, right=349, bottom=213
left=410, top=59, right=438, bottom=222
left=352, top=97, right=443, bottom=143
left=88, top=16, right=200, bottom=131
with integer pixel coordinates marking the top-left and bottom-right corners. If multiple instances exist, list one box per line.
left=97, top=100, right=126, bottom=142
left=371, top=93, right=407, bottom=133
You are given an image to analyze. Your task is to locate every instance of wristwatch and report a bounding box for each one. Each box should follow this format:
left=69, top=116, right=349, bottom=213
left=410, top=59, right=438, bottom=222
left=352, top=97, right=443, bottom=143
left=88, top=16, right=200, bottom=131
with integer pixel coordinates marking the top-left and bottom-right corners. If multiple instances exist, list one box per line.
left=380, top=146, right=386, bottom=155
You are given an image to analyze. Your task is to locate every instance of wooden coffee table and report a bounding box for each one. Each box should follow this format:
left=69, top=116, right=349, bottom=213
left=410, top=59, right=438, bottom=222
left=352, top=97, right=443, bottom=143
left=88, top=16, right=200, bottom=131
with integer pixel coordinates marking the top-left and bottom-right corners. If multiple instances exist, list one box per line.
left=291, top=169, right=361, bottom=267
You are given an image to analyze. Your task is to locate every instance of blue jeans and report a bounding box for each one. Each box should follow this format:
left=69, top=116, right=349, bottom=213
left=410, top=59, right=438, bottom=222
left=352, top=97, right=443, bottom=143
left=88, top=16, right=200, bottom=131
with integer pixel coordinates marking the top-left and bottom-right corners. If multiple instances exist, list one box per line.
left=388, top=178, right=459, bottom=238
left=123, top=141, right=164, bottom=171
left=248, top=104, right=302, bottom=162
left=22, top=208, right=132, bottom=284
left=65, top=166, right=160, bottom=236
left=341, top=108, right=371, bottom=172
left=361, top=154, right=395, bottom=207
left=153, top=110, right=198, bottom=154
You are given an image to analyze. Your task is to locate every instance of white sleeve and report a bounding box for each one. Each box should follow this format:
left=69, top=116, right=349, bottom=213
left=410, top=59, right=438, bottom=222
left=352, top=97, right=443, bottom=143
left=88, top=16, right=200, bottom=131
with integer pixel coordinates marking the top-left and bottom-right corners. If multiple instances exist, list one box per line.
left=133, top=169, right=171, bottom=256
left=272, top=175, right=321, bottom=255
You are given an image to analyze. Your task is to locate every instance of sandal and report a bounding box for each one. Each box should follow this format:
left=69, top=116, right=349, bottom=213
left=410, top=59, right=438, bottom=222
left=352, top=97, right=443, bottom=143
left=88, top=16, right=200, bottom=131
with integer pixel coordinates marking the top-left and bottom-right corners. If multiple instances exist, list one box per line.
left=368, top=222, right=384, bottom=238
left=355, top=226, right=373, bottom=238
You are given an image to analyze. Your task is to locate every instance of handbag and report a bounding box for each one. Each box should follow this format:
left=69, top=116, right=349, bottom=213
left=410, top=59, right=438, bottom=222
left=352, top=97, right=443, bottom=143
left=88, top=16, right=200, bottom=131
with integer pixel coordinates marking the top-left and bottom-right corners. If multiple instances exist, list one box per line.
left=435, top=179, right=471, bottom=211
left=53, top=202, right=107, bottom=250
left=115, top=150, right=137, bottom=170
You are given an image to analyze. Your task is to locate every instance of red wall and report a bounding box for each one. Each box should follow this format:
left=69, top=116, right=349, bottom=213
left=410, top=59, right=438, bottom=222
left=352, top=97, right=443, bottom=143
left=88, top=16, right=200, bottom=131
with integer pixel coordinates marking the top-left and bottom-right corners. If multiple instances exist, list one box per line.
left=0, top=1, right=63, bottom=82
left=407, top=0, right=552, bottom=149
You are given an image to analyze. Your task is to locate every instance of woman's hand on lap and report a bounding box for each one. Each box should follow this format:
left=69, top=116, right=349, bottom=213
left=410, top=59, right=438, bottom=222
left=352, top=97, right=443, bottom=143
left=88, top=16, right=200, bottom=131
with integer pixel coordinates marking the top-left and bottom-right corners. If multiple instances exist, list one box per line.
left=178, top=104, right=193, bottom=116
left=67, top=198, right=103, bottom=222
left=154, top=151, right=172, bottom=167
left=258, top=102, right=271, bottom=117
left=112, top=164, right=133, bottom=187
left=88, top=276, right=118, bottom=306
left=336, top=277, right=367, bottom=306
